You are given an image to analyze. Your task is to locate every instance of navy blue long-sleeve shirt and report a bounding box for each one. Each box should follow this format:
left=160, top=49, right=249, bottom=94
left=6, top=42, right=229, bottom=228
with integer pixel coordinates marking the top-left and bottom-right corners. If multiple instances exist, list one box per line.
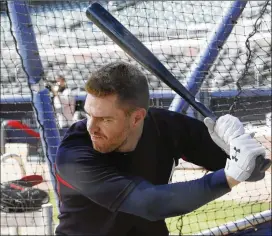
left=55, top=108, right=230, bottom=235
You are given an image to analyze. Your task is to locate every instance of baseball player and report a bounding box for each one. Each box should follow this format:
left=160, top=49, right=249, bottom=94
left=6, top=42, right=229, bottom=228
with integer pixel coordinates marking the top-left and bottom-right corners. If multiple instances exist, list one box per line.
left=55, top=61, right=270, bottom=236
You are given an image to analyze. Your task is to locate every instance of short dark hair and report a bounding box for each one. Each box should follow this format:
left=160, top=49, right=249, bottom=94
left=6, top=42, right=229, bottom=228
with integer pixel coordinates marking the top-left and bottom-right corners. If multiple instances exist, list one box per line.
left=85, top=61, right=149, bottom=113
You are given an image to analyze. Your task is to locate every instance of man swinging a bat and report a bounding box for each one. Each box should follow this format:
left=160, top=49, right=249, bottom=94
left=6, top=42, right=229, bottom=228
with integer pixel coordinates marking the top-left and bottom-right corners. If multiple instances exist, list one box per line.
left=55, top=62, right=270, bottom=236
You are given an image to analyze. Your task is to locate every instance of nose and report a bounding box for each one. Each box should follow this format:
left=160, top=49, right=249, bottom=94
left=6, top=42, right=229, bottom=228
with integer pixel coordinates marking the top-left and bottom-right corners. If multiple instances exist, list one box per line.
left=87, top=116, right=99, bottom=134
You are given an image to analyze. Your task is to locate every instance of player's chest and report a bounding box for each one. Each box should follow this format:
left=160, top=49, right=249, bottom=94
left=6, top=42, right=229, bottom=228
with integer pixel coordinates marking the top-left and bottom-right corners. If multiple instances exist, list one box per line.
left=116, top=127, right=175, bottom=185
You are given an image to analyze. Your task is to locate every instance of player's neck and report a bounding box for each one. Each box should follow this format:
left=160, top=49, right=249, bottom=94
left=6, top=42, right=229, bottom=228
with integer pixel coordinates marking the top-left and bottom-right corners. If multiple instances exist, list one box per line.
left=117, top=122, right=144, bottom=153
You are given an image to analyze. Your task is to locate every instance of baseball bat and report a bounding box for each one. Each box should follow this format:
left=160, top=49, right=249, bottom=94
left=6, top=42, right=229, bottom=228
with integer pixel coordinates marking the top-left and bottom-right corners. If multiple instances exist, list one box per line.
left=85, top=3, right=271, bottom=175
left=86, top=3, right=217, bottom=121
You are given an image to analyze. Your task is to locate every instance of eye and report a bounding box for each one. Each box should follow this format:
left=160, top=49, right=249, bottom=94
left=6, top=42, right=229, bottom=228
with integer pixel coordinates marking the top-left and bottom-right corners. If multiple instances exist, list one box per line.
left=103, top=118, right=112, bottom=122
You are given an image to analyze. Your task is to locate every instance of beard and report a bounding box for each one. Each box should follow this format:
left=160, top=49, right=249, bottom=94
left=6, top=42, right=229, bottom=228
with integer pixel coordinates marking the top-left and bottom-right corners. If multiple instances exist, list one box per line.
left=92, top=137, right=128, bottom=153
left=91, top=127, right=130, bottom=154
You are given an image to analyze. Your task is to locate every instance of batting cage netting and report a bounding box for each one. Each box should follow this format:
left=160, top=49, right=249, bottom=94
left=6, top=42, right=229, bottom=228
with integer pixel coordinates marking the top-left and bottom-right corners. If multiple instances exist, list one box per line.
left=0, top=1, right=271, bottom=235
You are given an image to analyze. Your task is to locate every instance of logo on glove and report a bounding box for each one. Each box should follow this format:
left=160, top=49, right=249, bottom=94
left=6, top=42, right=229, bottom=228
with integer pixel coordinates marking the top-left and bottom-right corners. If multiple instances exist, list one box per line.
left=232, top=147, right=240, bottom=162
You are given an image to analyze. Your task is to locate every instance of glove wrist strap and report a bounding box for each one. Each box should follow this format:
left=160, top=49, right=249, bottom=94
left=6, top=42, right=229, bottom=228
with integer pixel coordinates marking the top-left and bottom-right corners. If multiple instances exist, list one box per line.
left=226, top=162, right=250, bottom=182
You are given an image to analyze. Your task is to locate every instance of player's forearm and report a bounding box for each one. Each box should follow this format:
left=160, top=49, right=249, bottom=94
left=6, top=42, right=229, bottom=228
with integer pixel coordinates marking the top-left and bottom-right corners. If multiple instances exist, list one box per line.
left=118, top=169, right=231, bottom=221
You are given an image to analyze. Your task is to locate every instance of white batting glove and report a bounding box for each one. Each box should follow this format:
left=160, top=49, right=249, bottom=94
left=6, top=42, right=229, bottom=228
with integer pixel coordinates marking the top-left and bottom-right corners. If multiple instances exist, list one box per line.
left=204, top=114, right=245, bottom=155
left=226, top=133, right=267, bottom=182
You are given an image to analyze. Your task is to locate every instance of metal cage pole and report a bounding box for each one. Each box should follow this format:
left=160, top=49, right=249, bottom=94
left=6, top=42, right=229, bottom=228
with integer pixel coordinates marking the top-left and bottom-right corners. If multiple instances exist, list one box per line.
left=169, top=0, right=248, bottom=115
left=7, top=0, right=61, bottom=211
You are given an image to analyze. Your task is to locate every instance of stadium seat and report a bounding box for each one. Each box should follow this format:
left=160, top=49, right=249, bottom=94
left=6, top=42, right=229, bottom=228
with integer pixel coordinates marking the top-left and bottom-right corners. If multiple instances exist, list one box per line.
left=0, top=1, right=270, bottom=93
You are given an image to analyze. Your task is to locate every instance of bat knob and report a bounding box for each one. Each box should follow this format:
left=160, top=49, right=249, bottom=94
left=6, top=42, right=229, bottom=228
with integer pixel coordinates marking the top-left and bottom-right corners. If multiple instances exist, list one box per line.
left=246, top=155, right=271, bottom=182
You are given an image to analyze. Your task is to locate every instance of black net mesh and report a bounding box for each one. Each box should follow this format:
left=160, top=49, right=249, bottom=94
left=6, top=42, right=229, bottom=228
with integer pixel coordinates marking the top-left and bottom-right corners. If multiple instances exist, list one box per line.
left=0, top=1, right=271, bottom=235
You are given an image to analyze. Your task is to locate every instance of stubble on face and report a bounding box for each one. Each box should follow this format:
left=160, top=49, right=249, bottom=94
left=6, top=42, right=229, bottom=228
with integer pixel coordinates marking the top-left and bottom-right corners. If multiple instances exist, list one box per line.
left=91, top=121, right=131, bottom=153
left=85, top=94, right=132, bottom=153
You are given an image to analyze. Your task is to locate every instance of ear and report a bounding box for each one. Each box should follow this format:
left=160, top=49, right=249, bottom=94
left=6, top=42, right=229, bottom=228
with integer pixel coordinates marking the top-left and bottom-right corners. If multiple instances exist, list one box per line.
left=131, top=108, right=146, bottom=127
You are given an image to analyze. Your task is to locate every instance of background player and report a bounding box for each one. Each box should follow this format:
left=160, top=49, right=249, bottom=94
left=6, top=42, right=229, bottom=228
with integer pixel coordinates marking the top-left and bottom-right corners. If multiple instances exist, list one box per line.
left=51, top=75, right=76, bottom=128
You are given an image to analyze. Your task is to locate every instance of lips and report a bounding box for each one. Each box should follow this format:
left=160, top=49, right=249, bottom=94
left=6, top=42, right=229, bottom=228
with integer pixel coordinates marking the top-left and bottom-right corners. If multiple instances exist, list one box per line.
left=91, top=135, right=103, bottom=141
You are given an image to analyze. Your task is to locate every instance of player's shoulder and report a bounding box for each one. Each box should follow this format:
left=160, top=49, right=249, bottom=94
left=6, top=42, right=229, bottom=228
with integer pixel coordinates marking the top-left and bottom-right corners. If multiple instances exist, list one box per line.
left=148, top=107, right=198, bottom=123
left=147, top=107, right=174, bottom=119
left=58, top=118, right=94, bottom=152
left=147, top=107, right=206, bottom=131
left=148, top=107, right=185, bottom=118
left=62, top=118, right=88, bottom=139
left=56, top=119, right=99, bottom=166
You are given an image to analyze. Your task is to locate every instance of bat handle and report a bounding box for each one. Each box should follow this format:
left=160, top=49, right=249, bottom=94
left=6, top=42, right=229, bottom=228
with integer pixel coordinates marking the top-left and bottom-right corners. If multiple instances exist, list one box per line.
left=195, top=100, right=217, bottom=121
left=246, top=155, right=272, bottom=182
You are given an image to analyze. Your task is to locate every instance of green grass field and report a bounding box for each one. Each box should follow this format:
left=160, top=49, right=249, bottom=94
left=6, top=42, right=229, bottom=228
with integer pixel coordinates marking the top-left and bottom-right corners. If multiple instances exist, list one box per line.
left=166, top=200, right=271, bottom=235
left=49, top=191, right=270, bottom=235
left=48, top=190, right=59, bottom=224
